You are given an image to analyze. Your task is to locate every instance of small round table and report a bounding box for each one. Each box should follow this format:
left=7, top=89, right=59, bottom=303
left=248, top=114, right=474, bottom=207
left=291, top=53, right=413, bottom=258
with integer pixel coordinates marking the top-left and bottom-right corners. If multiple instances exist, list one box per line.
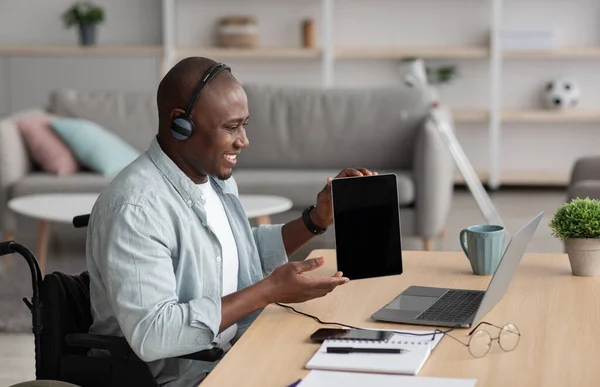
left=239, top=194, right=293, bottom=225
left=8, top=193, right=293, bottom=273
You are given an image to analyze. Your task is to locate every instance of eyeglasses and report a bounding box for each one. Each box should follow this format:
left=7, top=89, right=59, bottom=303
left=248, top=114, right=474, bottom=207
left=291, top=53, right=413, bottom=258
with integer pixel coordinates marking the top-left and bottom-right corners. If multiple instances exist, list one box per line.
left=437, top=321, right=521, bottom=358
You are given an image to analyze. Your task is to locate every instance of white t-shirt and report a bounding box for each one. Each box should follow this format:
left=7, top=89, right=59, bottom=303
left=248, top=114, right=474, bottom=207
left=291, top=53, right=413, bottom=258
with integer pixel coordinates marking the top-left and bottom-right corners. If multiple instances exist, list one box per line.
left=196, top=180, right=239, bottom=349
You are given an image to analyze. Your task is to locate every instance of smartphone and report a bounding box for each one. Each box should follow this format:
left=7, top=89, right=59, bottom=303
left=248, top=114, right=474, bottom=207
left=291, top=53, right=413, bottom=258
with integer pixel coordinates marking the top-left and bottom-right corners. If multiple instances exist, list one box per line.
left=310, top=328, right=394, bottom=343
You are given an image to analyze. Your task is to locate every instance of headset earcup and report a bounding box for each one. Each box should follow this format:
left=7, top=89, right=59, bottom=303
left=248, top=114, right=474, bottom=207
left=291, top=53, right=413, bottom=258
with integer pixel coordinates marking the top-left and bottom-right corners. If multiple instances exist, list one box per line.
left=171, top=117, right=194, bottom=140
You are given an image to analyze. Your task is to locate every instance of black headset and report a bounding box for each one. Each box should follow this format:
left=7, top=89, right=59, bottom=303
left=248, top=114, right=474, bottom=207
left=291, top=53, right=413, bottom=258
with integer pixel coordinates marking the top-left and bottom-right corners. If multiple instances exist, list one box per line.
left=170, top=62, right=232, bottom=140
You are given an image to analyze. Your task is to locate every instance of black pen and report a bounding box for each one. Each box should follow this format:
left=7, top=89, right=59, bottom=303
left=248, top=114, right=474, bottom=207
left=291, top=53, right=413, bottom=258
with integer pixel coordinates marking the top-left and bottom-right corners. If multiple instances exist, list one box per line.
left=326, top=347, right=408, bottom=354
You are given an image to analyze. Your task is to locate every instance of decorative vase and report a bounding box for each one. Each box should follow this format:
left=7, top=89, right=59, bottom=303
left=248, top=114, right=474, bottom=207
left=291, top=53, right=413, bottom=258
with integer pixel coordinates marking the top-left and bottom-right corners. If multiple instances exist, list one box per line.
left=564, top=238, right=600, bottom=276
left=79, top=24, right=97, bottom=46
left=217, top=16, right=258, bottom=48
left=302, top=19, right=316, bottom=49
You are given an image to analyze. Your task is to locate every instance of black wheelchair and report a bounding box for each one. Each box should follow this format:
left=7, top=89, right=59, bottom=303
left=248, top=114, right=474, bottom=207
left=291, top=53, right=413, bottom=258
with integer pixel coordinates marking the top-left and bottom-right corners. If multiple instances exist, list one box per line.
left=0, top=214, right=223, bottom=387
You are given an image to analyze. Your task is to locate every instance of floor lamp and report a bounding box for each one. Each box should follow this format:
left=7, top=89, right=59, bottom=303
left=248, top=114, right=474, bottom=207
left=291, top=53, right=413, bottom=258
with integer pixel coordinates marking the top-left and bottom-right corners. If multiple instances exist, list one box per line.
left=398, top=58, right=505, bottom=229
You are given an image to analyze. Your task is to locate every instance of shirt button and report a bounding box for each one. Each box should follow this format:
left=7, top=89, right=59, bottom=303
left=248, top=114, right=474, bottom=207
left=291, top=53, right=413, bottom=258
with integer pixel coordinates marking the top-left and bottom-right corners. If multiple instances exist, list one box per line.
left=216, top=256, right=222, bottom=263
left=187, top=199, right=193, bottom=206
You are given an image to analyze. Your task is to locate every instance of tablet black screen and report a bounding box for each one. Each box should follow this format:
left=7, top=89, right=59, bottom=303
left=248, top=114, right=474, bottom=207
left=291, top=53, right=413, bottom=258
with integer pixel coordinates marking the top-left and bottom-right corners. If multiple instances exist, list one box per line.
left=331, top=174, right=403, bottom=280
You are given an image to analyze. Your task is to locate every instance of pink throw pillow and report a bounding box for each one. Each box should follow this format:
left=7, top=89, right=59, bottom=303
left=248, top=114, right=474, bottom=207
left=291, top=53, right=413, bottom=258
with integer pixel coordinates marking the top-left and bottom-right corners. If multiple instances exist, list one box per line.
left=16, top=113, right=79, bottom=175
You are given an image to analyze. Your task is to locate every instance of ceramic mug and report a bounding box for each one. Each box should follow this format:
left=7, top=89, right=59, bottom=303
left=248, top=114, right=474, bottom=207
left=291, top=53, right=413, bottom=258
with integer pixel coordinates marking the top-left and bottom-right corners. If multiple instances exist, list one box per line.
left=459, top=225, right=505, bottom=275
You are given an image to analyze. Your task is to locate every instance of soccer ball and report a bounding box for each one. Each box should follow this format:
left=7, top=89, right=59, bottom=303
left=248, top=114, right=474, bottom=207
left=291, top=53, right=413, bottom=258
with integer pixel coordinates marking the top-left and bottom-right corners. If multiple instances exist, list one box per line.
left=542, top=79, right=580, bottom=110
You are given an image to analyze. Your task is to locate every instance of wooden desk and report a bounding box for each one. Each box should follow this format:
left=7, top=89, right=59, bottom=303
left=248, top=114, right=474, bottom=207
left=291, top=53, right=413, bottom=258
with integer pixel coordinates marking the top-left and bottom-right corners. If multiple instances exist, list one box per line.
left=201, top=250, right=600, bottom=387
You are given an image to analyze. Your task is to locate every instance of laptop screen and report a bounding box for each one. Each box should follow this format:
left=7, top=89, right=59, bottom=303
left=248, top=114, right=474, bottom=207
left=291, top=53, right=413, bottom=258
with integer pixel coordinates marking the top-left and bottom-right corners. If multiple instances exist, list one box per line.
left=331, top=174, right=403, bottom=280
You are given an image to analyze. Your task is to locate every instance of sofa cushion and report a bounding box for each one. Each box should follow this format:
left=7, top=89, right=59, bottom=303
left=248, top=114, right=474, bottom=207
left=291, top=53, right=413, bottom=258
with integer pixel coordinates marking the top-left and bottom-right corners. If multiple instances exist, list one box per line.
left=241, top=84, right=430, bottom=170
left=15, top=113, right=79, bottom=176
left=50, top=118, right=141, bottom=176
left=48, top=89, right=157, bottom=152
left=10, top=173, right=111, bottom=198
left=232, top=169, right=414, bottom=209
left=568, top=180, right=600, bottom=201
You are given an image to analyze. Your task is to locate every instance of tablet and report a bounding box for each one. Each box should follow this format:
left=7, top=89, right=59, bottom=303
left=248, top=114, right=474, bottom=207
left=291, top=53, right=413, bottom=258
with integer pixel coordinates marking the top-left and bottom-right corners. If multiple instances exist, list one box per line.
left=331, top=173, right=403, bottom=280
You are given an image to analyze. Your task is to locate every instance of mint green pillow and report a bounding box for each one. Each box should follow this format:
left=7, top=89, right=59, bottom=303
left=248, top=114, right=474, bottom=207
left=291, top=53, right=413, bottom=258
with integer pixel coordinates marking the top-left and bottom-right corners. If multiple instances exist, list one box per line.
left=50, top=118, right=140, bottom=176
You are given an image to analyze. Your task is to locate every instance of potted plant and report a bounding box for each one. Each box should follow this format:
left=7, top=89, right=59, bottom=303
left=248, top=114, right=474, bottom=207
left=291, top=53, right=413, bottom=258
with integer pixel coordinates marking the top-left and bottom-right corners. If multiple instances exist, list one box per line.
left=549, top=197, right=600, bottom=276
left=61, top=1, right=105, bottom=46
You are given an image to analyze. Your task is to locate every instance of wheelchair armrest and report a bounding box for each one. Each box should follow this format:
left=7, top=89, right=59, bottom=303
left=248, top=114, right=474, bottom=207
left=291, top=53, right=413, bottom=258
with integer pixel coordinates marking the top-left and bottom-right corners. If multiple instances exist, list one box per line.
left=177, top=347, right=224, bottom=362
left=66, top=333, right=135, bottom=358
left=66, top=333, right=225, bottom=362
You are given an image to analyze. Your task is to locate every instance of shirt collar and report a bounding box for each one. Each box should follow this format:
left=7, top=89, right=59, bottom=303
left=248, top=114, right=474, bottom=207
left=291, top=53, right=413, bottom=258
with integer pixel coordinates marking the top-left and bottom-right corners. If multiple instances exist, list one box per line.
left=147, top=136, right=234, bottom=205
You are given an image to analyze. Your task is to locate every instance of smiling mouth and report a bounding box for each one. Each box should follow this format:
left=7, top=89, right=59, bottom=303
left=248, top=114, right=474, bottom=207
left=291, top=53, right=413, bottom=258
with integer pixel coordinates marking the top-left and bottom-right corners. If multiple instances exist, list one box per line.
left=224, top=154, right=238, bottom=166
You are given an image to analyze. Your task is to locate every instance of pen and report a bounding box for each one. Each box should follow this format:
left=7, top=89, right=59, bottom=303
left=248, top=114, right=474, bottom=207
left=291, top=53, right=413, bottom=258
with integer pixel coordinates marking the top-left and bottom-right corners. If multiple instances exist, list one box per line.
left=326, top=346, right=408, bottom=354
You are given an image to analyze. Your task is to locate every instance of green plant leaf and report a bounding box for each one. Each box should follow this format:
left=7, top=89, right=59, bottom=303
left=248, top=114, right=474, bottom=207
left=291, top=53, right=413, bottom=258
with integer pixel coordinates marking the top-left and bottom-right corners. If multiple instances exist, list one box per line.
left=549, top=197, right=600, bottom=240
left=61, top=1, right=105, bottom=28
left=426, top=65, right=458, bottom=85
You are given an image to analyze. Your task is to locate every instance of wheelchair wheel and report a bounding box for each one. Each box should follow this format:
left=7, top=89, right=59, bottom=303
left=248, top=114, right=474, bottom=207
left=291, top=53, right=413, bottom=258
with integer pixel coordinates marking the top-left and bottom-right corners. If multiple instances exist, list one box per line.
left=10, top=381, right=82, bottom=387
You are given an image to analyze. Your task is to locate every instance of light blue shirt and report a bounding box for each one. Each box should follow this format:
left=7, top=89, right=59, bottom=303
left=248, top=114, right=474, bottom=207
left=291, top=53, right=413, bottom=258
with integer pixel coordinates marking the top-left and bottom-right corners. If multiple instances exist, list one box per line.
left=86, top=137, right=288, bottom=386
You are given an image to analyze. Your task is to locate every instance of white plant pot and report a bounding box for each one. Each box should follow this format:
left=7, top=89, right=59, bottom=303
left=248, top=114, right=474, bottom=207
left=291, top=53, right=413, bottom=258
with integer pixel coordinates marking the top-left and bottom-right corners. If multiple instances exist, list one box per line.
left=564, top=238, right=600, bottom=277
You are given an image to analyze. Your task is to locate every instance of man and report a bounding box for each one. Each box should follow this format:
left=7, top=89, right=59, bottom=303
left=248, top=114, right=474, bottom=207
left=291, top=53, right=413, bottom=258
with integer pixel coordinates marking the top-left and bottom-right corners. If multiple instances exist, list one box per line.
left=86, top=57, right=375, bottom=386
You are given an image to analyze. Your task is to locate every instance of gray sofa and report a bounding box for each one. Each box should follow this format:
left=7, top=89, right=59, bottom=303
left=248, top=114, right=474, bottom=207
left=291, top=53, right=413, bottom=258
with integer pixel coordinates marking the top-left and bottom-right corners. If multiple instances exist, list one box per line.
left=0, top=84, right=455, bottom=250
left=567, top=156, right=600, bottom=201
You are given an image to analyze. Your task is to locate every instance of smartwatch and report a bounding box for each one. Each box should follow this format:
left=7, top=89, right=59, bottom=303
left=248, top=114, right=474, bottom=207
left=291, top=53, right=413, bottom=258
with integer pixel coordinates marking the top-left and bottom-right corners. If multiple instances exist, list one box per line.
left=302, top=205, right=327, bottom=235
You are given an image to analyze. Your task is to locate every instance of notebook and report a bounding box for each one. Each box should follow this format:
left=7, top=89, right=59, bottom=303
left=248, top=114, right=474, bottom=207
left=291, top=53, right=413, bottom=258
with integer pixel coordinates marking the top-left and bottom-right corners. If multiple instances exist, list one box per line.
left=387, top=329, right=445, bottom=350
left=305, top=329, right=444, bottom=375
left=296, top=370, right=478, bottom=387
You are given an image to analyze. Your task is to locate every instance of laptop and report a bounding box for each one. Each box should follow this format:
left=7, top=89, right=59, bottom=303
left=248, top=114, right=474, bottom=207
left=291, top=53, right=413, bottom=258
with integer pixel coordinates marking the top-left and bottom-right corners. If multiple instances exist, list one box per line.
left=371, top=211, right=543, bottom=328
left=331, top=173, right=403, bottom=281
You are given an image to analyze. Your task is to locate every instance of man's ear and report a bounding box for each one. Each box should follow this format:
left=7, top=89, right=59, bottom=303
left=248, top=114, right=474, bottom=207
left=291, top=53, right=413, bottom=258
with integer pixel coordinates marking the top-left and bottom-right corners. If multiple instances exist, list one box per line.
left=170, top=108, right=186, bottom=120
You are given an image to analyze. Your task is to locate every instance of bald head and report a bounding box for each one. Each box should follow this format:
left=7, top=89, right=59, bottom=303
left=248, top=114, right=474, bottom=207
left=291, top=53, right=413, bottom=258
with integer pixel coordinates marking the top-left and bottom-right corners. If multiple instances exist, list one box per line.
left=154, top=57, right=249, bottom=184
left=156, top=57, right=237, bottom=134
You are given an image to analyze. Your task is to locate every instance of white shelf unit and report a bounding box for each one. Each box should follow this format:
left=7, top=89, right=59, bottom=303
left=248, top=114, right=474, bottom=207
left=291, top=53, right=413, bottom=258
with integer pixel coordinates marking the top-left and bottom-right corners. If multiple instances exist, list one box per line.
left=454, top=170, right=570, bottom=187
left=159, top=0, right=504, bottom=185
left=335, top=46, right=489, bottom=60
left=504, top=47, right=600, bottom=59
left=161, top=0, right=600, bottom=189
left=175, top=47, right=322, bottom=60
left=2, top=0, right=599, bottom=188
left=160, top=0, right=496, bottom=86
left=0, top=45, right=163, bottom=56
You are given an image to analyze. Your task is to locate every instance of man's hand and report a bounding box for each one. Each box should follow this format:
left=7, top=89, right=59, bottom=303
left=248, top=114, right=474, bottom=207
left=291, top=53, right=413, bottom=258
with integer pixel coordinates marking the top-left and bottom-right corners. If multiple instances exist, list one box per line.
left=311, top=167, right=377, bottom=229
left=262, top=257, right=349, bottom=304
left=220, top=257, right=347, bottom=333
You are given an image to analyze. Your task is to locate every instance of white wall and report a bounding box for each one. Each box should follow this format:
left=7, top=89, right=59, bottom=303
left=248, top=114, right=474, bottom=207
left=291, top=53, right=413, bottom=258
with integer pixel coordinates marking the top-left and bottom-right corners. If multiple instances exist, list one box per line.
left=499, top=0, right=600, bottom=176
left=0, top=0, right=162, bottom=113
left=169, top=0, right=494, bottom=171
left=503, top=0, right=600, bottom=47
left=175, top=0, right=321, bottom=48
left=334, top=0, right=490, bottom=47
left=1, top=0, right=599, bottom=184
left=174, top=0, right=325, bottom=87
left=0, top=58, right=8, bottom=116
left=7, top=56, right=161, bottom=112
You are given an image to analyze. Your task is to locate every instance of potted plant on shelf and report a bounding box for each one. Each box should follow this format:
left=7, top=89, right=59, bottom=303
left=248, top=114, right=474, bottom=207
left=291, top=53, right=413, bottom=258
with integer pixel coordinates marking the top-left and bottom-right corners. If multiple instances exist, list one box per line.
left=61, top=1, right=105, bottom=46
left=549, top=197, right=600, bottom=276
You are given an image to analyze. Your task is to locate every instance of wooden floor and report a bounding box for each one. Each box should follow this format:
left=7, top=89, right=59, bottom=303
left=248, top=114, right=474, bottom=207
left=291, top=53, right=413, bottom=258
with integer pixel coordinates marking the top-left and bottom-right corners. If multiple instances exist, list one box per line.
left=0, top=334, right=35, bottom=386
left=0, top=188, right=567, bottom=385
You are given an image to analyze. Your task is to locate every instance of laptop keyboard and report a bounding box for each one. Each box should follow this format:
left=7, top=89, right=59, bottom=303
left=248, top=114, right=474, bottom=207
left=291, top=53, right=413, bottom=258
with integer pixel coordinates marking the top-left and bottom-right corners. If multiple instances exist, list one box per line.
left=415, top=290, right=484, bottom=323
